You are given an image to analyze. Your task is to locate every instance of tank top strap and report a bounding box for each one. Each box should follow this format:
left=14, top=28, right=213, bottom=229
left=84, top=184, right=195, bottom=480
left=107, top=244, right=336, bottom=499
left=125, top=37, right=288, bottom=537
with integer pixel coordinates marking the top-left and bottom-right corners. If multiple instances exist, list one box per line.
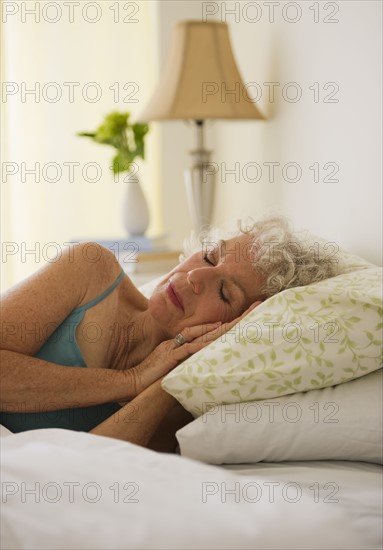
left=73, top=269, right=125, bottom=314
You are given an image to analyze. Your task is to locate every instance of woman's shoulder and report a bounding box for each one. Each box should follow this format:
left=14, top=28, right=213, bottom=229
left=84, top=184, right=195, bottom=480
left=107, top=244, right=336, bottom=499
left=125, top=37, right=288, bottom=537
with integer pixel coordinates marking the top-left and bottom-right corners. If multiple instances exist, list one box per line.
left=0, top=242, right=123, bottom=356
left=69, top=242, right=123, bottom=308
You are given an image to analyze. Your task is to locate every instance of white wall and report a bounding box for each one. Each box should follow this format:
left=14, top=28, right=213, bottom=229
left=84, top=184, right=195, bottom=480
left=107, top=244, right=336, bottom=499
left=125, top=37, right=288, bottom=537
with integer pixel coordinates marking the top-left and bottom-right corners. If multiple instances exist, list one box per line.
left=1, top=1, right=160, bottom=289
left=156, top=0, right=382, bottom=264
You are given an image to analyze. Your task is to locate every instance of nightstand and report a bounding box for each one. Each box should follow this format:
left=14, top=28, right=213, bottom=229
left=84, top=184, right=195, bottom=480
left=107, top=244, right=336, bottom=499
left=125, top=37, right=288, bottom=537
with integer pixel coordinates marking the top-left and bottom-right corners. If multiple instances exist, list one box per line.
left=120, top=249, right=182, bottom=286
left=72, top=238, right=181, bottom=286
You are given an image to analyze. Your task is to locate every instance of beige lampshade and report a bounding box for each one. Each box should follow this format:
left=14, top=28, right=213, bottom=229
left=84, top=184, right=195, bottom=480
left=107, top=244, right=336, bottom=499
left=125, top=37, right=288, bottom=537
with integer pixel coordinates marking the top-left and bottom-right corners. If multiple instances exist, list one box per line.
left=138, top=20, right=264, bottom=121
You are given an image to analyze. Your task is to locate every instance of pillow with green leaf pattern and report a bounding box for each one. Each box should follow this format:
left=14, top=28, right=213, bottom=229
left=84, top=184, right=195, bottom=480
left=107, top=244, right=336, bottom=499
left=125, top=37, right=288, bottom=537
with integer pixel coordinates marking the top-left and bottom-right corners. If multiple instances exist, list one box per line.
left=161, top=266, right=382, bottom=417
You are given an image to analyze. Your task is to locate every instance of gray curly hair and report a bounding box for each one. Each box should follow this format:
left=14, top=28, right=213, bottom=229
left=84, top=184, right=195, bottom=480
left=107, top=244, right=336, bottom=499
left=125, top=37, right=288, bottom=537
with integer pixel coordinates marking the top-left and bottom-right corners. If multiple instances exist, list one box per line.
left=183, top=215, right=342, bottom=299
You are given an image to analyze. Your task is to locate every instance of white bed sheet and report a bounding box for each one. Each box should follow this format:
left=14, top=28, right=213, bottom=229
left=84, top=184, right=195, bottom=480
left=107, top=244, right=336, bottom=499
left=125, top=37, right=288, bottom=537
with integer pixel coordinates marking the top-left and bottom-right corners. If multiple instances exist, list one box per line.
left=1, top=427, right=382, bottom=550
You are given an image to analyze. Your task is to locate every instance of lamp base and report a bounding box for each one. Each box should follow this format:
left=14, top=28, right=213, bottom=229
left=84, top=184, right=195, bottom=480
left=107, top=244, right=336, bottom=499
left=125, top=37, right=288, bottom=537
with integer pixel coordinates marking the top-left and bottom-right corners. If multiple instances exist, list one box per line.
left=184, top=148, right=215, bottom=233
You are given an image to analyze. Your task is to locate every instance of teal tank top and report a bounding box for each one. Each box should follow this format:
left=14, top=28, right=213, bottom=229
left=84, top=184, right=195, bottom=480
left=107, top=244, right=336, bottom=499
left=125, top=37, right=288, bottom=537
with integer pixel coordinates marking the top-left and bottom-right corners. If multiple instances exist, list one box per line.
left=0, top=270, right=126, bottom=433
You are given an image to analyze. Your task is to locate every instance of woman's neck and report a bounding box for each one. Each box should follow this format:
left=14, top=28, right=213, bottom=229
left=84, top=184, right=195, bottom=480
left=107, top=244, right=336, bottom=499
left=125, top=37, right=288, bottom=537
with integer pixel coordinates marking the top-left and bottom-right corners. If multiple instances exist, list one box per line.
left=109, top=282, right=169, bottom=371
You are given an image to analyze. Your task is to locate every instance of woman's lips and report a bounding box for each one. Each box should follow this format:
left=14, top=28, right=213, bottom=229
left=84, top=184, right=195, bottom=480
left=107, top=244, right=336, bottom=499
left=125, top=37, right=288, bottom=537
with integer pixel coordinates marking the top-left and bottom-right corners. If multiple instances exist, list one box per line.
left=166, top=282, right=184, bottom=311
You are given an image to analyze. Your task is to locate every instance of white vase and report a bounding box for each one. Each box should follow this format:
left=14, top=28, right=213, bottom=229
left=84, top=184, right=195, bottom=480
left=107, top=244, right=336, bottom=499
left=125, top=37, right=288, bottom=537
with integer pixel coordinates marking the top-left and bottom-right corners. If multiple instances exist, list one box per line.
left=122, top=175, right=150, bottom=236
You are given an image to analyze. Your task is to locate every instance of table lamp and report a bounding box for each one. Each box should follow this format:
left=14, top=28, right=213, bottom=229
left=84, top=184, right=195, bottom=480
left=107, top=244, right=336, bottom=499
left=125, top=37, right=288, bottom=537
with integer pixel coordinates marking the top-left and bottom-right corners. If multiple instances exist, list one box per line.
left=138, top=20, right=265, bottom=231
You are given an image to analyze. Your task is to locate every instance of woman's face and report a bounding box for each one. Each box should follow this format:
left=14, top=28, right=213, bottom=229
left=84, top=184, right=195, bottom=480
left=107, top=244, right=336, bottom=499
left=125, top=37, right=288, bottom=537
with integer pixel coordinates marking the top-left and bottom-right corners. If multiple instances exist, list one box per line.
left=148, top=234, right=264, bottom=336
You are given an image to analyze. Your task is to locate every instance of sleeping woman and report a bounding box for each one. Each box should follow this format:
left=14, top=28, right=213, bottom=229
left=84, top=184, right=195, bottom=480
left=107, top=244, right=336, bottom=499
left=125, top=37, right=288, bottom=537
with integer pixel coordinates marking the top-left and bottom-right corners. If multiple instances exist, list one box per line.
left=0, top=215, right=340, bottom=450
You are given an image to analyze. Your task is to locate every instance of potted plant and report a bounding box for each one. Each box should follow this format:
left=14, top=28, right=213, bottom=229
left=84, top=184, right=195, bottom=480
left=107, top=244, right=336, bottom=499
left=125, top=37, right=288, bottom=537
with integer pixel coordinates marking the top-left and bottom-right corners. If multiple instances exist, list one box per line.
left=78, top=111, right=150, bottom=235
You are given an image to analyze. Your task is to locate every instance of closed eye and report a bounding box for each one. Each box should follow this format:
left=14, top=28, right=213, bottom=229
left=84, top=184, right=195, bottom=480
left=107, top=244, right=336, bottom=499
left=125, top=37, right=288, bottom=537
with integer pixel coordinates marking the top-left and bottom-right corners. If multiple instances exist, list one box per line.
left=219, top=282, right=229, bottom=303
left=203, top=253, right=215, bottom=266
left=203, top=254, right=230, bottom=304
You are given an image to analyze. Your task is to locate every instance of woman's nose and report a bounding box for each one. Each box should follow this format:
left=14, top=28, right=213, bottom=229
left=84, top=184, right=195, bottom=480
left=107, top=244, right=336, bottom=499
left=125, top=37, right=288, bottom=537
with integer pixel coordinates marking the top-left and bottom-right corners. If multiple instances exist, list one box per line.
left=187, top=267, right=212, bottom=294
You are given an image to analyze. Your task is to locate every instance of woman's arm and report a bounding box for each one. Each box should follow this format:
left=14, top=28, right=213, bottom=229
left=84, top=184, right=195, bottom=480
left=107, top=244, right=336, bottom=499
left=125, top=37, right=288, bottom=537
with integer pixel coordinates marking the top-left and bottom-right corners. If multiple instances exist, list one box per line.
left=0, top=350, right=137, bottom=412
left=0, top=242, right=129, bottom=411
left=147, top=404, right=194, bottom=453
left=0, top=338, right=208, bottom=412
left=89, top=378, right=180, bottom=447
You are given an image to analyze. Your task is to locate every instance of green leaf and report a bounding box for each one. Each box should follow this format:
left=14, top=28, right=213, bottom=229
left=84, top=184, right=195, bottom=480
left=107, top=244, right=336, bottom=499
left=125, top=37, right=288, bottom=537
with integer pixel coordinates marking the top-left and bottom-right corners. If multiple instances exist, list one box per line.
left=112, top=150, right=136, bottom=174
left=77, top=111, right=150, bottom=174
left=77, top=132, right=96, bottom=138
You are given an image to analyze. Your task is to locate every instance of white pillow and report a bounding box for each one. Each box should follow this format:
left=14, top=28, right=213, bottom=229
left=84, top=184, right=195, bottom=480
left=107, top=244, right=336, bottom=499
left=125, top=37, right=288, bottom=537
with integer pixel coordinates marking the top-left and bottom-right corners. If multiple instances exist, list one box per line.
left=162, top=266, right=382, bottom=416
left=338, top=250, right=377, bottom=272
left=176, top=368, right=383, bottom=465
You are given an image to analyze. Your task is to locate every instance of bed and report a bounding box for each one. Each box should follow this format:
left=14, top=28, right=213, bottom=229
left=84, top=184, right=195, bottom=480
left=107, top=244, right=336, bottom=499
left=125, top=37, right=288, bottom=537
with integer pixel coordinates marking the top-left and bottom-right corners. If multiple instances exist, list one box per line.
left=1, top=253, right=382, bottom=550
left=1, top=425, right=382, bottom=550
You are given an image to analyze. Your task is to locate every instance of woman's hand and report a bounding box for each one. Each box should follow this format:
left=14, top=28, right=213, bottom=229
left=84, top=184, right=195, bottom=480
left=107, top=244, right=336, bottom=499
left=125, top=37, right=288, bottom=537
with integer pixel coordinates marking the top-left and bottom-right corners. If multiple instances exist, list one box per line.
left=126, top=322, right=222, bottom=396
